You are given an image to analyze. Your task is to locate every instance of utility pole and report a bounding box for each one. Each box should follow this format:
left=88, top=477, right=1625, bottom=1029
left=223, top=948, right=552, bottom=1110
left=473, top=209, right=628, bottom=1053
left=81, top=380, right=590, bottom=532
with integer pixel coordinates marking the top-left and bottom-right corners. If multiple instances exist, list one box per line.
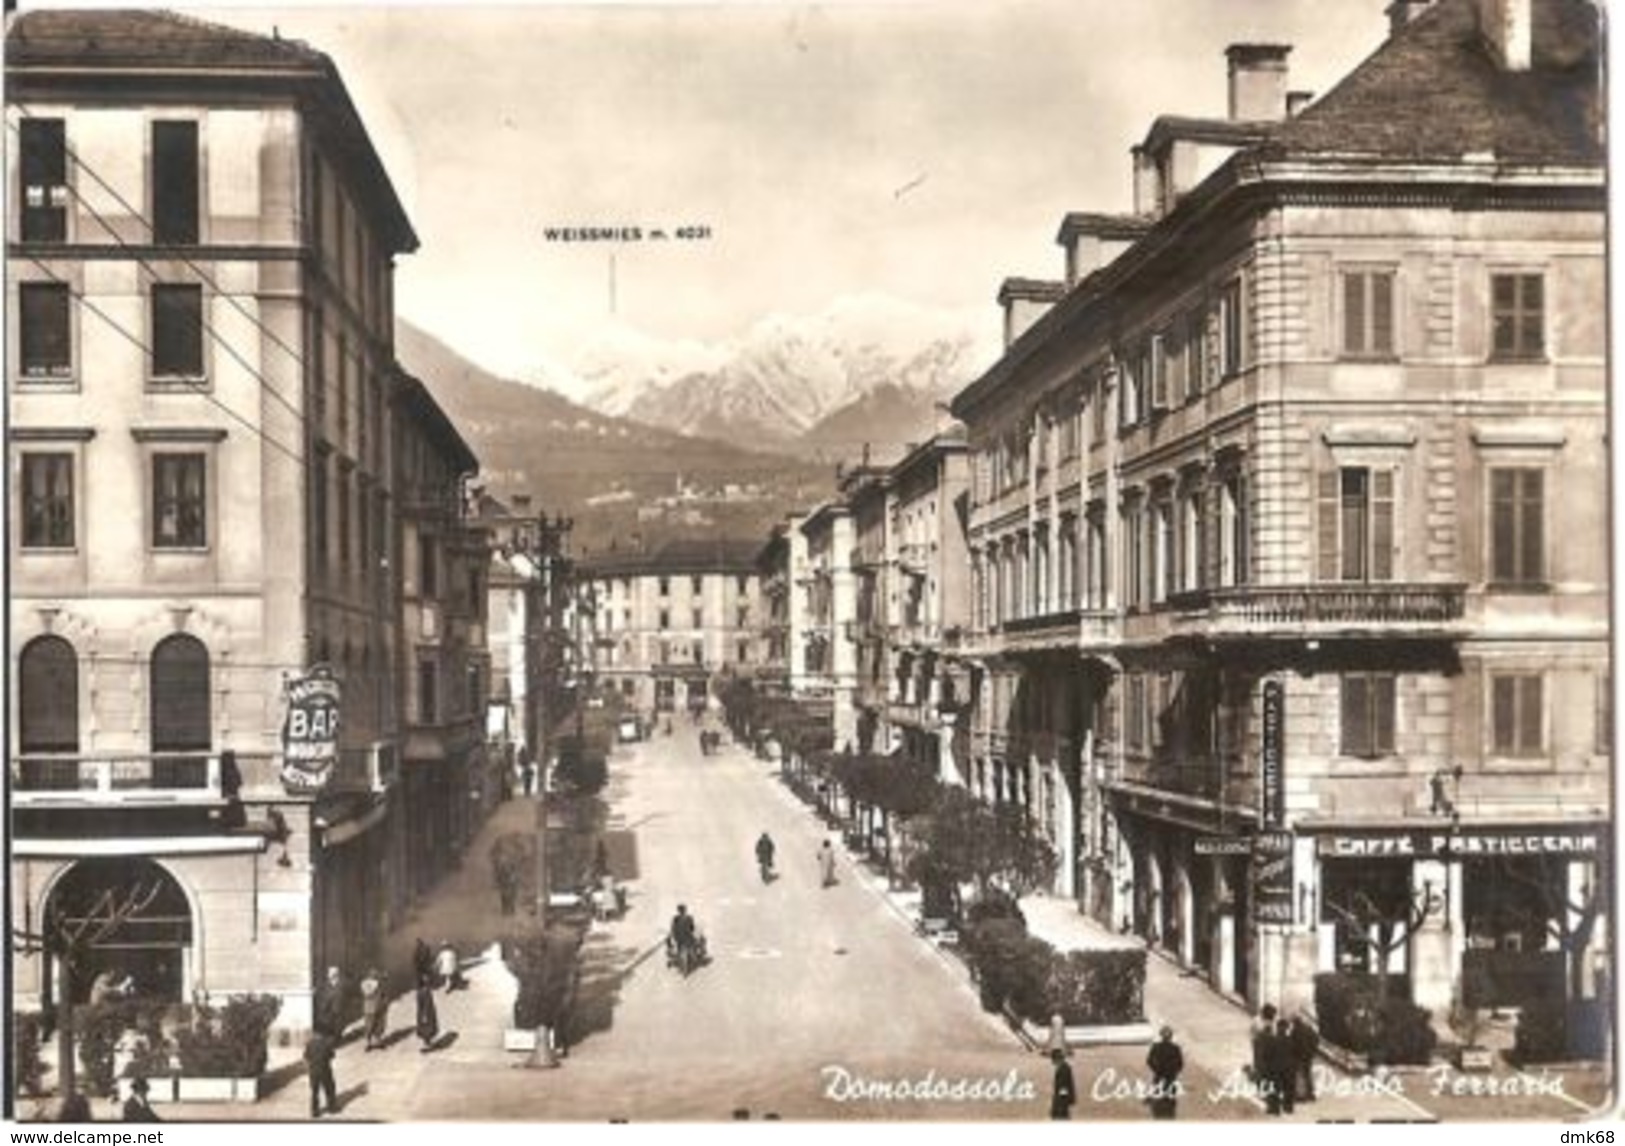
left=524, top=512, right=572, bottom=917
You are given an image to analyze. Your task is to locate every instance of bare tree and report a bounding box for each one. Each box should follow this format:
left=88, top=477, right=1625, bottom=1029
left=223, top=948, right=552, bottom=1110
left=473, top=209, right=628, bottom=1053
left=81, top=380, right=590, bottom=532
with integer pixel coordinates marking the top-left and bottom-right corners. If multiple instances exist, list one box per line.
left=1502, top=857, right=1606, bottom=1007
left=1323, top=883, right=1443, bottom=1004
left=12, top=878, right=164, bottom=1101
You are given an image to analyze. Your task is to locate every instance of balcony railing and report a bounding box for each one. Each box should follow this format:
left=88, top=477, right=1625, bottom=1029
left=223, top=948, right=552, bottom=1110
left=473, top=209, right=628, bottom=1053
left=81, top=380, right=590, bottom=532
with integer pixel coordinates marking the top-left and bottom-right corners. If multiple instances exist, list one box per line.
left=1114, top=755, right=1223, bottom=801
left=13, top=744, right=397, bottom=807
left=1170, top=583, right=1467, bottom=635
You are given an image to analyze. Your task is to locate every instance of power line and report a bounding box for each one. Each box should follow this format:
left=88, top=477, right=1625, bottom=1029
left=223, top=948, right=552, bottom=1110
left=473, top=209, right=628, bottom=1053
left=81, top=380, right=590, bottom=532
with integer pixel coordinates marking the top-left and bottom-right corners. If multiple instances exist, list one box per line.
left=18, top=255, right=309, bottom=469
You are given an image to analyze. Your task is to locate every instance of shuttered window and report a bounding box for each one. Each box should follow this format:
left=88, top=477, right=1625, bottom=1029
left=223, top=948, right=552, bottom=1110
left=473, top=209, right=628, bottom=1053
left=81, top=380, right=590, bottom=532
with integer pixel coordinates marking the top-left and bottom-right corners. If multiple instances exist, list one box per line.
left=1490, top=468, right=1544, bottom=585
left=1342, top=270, right=1396, bottom=357
left=1491, top=674, right=1543, bottom=757
left=19, top=636, right=79, bottom=753
left=1341, top=673, right=1396, bottom=758
left=1318, top=467, right=1395, bottom=582
left=151, top=634, right=210, bottom=752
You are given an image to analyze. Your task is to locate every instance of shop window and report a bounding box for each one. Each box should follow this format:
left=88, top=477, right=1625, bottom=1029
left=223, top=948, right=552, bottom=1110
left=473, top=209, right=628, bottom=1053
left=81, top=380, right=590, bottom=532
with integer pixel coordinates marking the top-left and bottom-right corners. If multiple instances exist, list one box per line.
left=1320, top=858, right=1412, bottom=975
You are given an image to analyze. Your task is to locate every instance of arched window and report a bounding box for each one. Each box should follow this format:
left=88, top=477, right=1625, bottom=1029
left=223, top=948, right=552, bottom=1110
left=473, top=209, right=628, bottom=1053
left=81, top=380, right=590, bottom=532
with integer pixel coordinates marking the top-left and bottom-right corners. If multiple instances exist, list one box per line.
left=151, top=634, right=210, bottom=754
left=19, top=635, right=78, bottom=753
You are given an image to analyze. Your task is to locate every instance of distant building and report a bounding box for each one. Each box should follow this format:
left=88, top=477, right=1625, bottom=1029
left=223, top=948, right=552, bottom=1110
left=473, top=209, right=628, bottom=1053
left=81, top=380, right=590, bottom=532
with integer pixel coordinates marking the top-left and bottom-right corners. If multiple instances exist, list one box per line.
left=950, top=0, right=1607, bottom=1016
left=7, top=10, right=424, bottom=1033
left=580, top=539, right=763, bottom=716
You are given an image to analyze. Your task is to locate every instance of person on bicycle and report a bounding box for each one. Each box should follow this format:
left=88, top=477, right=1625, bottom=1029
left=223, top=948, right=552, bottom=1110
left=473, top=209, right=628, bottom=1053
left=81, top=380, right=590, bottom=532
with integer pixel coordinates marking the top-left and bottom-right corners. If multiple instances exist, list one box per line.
left=755, top=832, right=776, bottom=877
left=669, top=904, right=698, bottom=961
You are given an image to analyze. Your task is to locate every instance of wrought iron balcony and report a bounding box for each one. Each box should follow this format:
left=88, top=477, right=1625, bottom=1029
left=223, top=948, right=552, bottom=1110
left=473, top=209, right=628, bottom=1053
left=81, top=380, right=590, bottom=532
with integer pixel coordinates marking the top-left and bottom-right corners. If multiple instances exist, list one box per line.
left=1169, top=583, right=1467, bottom=637
left=1112, top=755, right=1223, bottom=801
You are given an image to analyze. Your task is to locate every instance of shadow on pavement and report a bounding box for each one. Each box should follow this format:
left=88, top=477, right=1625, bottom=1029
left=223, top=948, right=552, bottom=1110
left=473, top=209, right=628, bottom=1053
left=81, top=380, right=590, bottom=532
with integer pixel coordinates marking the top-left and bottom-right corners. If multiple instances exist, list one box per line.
left=567, top=931, right=645, bottom=1044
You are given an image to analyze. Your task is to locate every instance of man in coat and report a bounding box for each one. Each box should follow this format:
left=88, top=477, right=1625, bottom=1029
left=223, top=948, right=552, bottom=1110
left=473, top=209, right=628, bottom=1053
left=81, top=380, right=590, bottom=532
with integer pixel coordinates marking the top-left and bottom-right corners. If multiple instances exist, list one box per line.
left=359, top=967, right=388, bottom=1051
left=817, top=839, right=837, bottom=888
left=304, top=1030, right=338, bottom=1118
left=1262, top=1018, right=1296, bottom=1115
left=314, top=965, right=346, bottom=1040
left=1049, top=1049, right=1076, bottom=1120
left=1289, top=1012, right=1319, bottom=1102
left=1145, top=1025, right=1185, bottom=1120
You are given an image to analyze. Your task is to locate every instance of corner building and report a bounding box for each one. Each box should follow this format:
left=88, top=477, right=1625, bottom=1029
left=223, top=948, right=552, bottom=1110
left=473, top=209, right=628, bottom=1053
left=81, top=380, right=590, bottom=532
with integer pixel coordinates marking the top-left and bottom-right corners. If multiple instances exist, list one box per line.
left=949, top=0, right=1607, bottom=1016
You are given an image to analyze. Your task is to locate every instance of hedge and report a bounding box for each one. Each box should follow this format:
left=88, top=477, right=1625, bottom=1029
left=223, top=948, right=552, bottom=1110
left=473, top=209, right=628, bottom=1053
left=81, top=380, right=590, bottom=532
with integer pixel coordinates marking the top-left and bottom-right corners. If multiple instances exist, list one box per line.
left=13, top=1013, right=45, bottom=1097
left=961, top=904, right=1146, bottom=1027
left=1313, top=973, right=1435, bottom=1065
left=1045, top=949, right=1146, bottom=1026
left=174, top=995, right=280, bottom=1078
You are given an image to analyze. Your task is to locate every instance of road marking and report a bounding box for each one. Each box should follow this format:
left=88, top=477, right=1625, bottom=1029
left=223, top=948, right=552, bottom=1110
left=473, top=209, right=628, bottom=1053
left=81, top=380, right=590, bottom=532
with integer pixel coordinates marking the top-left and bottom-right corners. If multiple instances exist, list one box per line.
left=735, top=946, right=782, bottom=960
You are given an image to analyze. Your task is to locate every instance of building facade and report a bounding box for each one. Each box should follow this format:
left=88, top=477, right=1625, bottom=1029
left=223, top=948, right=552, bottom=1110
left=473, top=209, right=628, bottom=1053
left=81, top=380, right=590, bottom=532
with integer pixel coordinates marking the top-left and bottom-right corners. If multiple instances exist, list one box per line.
left=5, top=10, right=463, bottom=1034
left=950, top=0, right=1607, bottom=1016
left=582, top=540, right=762, bottom=718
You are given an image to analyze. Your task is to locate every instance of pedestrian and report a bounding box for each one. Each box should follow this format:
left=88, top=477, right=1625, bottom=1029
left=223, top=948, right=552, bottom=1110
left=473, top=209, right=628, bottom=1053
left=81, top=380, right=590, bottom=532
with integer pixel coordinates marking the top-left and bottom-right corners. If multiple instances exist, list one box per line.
left=414, top=937, right=436, bottom=986
left=359, top=967, right=388, bottom=1051
left=520, top=748, right=535, bottom=797
left=314, top=965, right=346, bottom=1039
left=1249, top=1002, right=1277, bottom=1083
left=57, top=1091, right=92, bottom=1122
left=1260, top=1018, right=1295, bottom=1115
left=1145, top=1025, right=1184, bottom=1120
left=818, top=839, right=837, bottom=888
left=1289, top=1011, right=1319, bottom=1102
left=1048, top=1048, right=1076, bottom=1120
left=436, top=940, right=465, bottom=992
left=415, top=974, right=440, bottom=1052
left=121, top=1078, right=159, bottom=1123
left=497, top=867, right=520, bottom=916
left=304, top=1029, right=338, bottom=1118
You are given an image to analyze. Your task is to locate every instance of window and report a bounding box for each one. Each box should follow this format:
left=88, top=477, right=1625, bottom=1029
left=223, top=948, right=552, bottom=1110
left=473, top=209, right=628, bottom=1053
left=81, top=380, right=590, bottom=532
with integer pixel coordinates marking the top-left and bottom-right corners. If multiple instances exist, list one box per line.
left=151, top=453, right=206, bottom=548
left=1342, top=270, right=1396, bottom=357
left=1219, top=474, right=1249, bottom=587
left=1123, top=502, right=1144, bottom=609
left=151, top=284, right=204, bottom=378
left=337, top=335, right=349, bottom=437
left=19, top=636, right=78, bottom=753
left=1491, top=273, right=1544, bottom=360
left=1059, top=407, right=1080, bottom=460
left=659, top=576, right=670, bottom=597
left=1120, top=347, right=1145, bottom=428
left=151, top=634, right=210, bottom=753
left=1220, top=279, right=1244, bottom=377
left=20, top=453, right=74, bottom=549
left=1490, top=468, right=1544, bottom=585
left=1341, top=673, right=1396, bottom=758
left=691, top=606, right=703, bottom=629
left=311, top=451, right=329, bottom=563
left=1317, top=467, right=1394, bottom=582
left=19, top=118, right=67, bottom=242
left=310, top=308, right=327, bottom=421
left=691, top=575, right=703, bottom=594
left=1150, top=333, right=1170, bottom=411
left=659, top=609, right=670, bottom=631
left=419, top=534, right=437, bottom=596
left=337, top=466, right=352, bottom=571
left=1184, top=309, right=1206, bottom=401
left=737, top=641, right=749, bottom=663
left=19, top=283, right=71, bottom=379
left=737, top=574, right=749, bottom=594
left=1491, top=673, right=1543, bottom=757
left=736, top=604, right=749, bottom=628
left=1125, top=674, right=1148, bottom=754
left=1151, top=500, right=1173, bottom=604
left=1597, top=673, right=1612, bottom=756
left=1091, top=379, right=1108, bottom=440
left=417, top=660, right=438, bottom=723
left=152, top=121, right=199, bottom=245
left=1179, top=488, right=1204, bottom=593
left=1085, top=511, right=1108, bottom=609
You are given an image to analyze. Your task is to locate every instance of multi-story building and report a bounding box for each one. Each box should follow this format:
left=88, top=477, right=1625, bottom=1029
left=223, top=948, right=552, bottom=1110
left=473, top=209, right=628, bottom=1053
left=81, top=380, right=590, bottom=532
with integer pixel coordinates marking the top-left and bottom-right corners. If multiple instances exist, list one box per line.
left=754, top=516, right=810, bottom=698
left=394, top=370, right=492, bottom=898
left=5, top=10, right=449, bottom=1035
left=800, top=502, right=861, bottom=750
left=581, top=539, right=762, bottom=718
left=950, top=0, right=1607, bottom=1017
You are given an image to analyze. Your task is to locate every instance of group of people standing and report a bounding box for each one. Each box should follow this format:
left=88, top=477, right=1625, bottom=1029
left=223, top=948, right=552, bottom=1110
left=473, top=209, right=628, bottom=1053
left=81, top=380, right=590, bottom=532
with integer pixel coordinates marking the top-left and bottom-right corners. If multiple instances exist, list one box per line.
left=1251, top=1004, right=1320, bottom=1115
left=1048, top=1025, right=1186, bottom=1121
left=302, top=940, right=467, bottom=1119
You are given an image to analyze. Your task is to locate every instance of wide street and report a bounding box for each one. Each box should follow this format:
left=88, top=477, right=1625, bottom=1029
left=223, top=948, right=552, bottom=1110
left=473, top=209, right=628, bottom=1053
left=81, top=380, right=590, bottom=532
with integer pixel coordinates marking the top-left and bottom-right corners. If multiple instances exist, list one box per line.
left=173, top=723, right=1607, bottom=1124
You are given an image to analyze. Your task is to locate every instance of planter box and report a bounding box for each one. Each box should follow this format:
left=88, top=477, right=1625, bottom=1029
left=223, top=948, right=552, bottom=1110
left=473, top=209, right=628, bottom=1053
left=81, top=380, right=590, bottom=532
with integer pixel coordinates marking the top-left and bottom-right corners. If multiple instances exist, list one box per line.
left=174, top=1076, right=257, bottom=1103
left=117, top=1077, right=177, bottom=1105
left=1015, top=1015, right=1157, bottom=1048
left=1457, top=1046, right=1496, bottom=1072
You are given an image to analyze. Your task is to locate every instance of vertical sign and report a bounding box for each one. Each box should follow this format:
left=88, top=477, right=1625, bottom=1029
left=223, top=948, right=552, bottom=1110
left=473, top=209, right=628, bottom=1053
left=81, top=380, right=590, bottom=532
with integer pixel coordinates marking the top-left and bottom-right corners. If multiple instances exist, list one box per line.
left=1253, top=831, right=1295, bottom=925
left=1261, top=678, right=1284, bottom=827
left=281, top=664, right=341, bottom=794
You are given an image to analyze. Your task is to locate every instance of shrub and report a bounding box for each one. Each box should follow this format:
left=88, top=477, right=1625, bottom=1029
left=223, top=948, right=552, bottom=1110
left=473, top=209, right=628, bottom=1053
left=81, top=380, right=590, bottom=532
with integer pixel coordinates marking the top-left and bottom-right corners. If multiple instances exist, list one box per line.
left=1313, top=974, right=1432, bottom=1064
left=74, top=1001, right=147, bottom=1097
left=554, top=751, right=608, bottom=795
left=13, top=1013, right=46, bottom=1097
left=964, top=888, right=1026, bottom=931
left=1512, top=1007, right=1568, bottom=1065
left=123, top=1004, right=175, bottom=1080
left=961, top=917, right=1053, bottom=1020
left=1044, top=949, right=1147, bottom=1026
left=503, top=924, right=582, bottom=1031
left=174, top=995, right=280, bottom=1077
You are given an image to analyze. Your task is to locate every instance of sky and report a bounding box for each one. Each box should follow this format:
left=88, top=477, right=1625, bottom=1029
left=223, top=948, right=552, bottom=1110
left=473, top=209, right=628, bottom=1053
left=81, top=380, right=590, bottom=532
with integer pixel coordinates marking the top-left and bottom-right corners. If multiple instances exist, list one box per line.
left=188, top=0, right=1388, bottom=393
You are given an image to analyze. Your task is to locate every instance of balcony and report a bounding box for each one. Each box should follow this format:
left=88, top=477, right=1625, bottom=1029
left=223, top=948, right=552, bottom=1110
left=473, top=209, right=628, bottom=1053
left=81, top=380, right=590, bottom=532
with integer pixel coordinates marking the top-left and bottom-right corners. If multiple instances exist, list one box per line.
left=1111, top=755, right=1223, bottom=802
left=1169, top=583, right=1467, bottom=639
left=11, top=751, right=264, bottom=807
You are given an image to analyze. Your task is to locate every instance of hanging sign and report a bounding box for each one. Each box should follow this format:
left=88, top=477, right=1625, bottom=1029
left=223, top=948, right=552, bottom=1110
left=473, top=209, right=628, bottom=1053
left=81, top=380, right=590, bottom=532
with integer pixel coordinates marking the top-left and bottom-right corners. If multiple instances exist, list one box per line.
left=281, top=664, right=341, bottom=794
left=1261, top=679, right=1285, bottom=827
left=1253, top=830, right=1294, bottom=925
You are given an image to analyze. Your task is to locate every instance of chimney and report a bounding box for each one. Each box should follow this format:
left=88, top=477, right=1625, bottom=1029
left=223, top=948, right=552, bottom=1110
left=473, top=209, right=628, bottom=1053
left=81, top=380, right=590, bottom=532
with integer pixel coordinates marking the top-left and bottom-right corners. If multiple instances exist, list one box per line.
left=1475, top=0, right=1531, bottom=71
left=998, top=278, right=1065, bottom=349
left=1286, top=90, right=1314, bottom=117
left=1386, top=0, right=1434, bottom=35
left=1226, top=43, right=1292, bottom=121
left=1131, top=145, right=1159, bottom=217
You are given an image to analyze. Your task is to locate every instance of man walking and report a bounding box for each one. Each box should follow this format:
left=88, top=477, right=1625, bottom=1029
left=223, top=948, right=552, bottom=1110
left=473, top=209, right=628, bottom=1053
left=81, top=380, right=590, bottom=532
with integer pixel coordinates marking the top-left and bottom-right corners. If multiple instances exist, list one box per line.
left=359, top=967, right=388, bottom=1051
left=1289, top=1011, right=1319, bottom=1102
left=1049, top=1049, right=1076, bottom=1120
left=817, top=839, right=837, bottom=888
left=1145, top=1025, right=1184, bottom=1120
left=314, top=965, right=346, bottom=1040
left=304, top=1029, right=338, bottom=1118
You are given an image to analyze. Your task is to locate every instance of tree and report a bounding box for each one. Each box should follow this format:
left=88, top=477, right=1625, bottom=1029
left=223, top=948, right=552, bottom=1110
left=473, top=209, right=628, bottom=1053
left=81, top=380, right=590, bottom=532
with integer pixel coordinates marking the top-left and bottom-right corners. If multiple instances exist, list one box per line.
left=1502, top=855, right=1609, bottom=1057
left=489, top=832, right=536, bottom=917
left=502, top=924, right=582, bottom=1067
left=1323, top=883, right=1442, bottom=1004
left=905, top=786, right=1057, bottom=904
left=11, top=876, right=165, bottom=1100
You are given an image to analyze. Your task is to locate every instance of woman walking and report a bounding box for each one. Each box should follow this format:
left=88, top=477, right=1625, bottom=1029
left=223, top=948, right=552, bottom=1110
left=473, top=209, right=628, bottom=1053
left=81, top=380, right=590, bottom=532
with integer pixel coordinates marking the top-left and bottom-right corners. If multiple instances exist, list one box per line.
left=415, top=974, right=439, bottom=1052
left=360, top=967, right=388, bottom=1051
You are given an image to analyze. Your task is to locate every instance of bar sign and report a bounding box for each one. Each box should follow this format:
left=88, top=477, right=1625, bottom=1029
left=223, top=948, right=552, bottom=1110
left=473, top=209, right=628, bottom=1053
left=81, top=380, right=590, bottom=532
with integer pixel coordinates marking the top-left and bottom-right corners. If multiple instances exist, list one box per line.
left=1261, top=679, right=1284, bottom=827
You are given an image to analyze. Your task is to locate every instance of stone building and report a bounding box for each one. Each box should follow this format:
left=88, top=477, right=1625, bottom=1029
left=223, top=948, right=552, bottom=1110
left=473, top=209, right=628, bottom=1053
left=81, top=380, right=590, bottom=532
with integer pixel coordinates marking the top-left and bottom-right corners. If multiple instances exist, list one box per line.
left=949, top=0, right=1607, bottom=1016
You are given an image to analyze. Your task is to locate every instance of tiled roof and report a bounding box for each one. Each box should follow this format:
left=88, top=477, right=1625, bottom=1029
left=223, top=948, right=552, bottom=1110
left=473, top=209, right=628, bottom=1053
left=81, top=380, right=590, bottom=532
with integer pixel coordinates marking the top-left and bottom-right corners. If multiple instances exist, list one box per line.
left=7, top=9, right=325, bottom=69
left=1264, top=0, right=1601, bottom=165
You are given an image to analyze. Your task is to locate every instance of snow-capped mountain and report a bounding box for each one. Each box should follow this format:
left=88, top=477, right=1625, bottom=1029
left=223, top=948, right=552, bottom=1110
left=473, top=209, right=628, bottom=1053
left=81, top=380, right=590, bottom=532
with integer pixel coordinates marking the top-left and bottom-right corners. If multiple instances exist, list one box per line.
left=574, top=295, right=1000, bottom=450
